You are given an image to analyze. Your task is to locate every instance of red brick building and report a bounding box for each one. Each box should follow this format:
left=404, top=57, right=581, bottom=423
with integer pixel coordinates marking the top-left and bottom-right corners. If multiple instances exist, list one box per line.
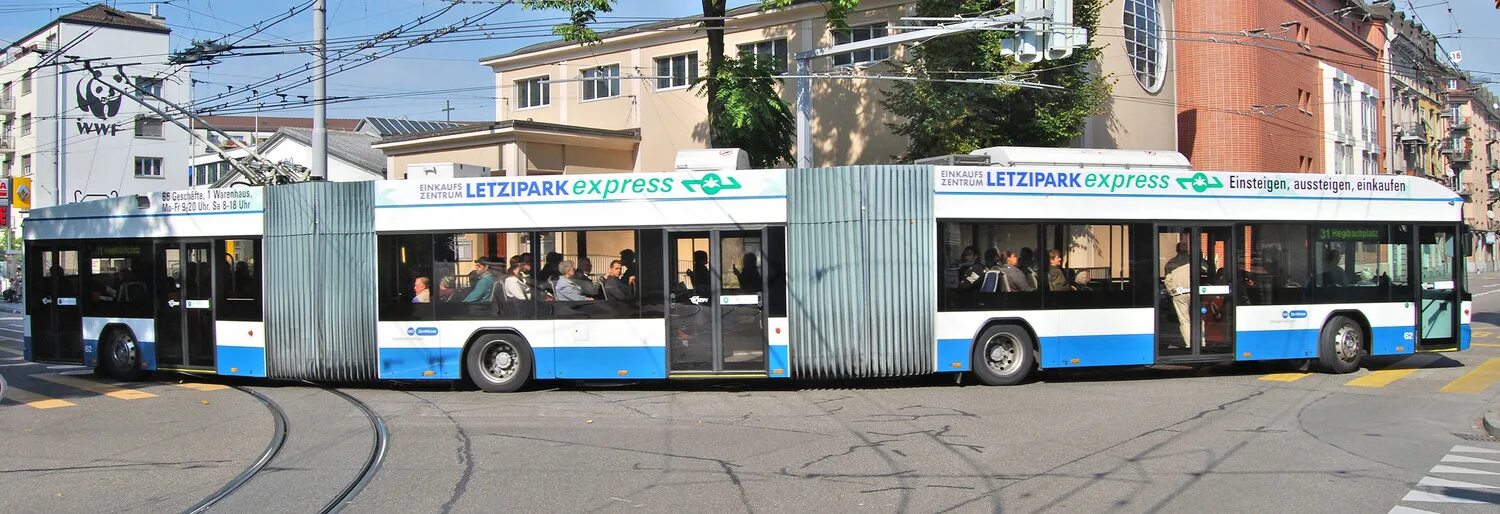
left=1175, top=0, right=1386, bottom=174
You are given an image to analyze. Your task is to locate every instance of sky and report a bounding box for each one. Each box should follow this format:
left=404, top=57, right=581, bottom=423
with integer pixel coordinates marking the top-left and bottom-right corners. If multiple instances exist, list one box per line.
left=0, top=1, right=1495, bottom=123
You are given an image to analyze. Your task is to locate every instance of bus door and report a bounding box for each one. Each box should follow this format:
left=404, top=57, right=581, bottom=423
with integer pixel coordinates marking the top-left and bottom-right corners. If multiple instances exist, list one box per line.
left=1156, top=225, right=1235, bottom=360
left=27, top=245, right=83, bottom=363
left=1416, top=225, right=1459, bottom=348
left=667, top=229, right=768, bottom=374
left=154, top=241, right=217, bottom=369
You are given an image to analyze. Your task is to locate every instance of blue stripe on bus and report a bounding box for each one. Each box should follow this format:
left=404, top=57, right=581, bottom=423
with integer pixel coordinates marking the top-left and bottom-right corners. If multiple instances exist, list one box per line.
left=544, top=346, right=668, bottom=380
left=23, top=336, right=31, bottom=362
left=769, top=345, right=790, bottom=377
left=936, top=338, right=971, bottom=371
left=217, top=346, right=267, bottom=377
left=375, top=195, right=788, bottom=210
left=1370, top=325, right=1417, bottom=356
left=1235, top=329, right=1319, bottom=360
left=1461, top=323, right=1472, bottom=351
left=140, top=340, right=158, bottom=371
left=26, top=210, right=264, bottom=222
left=379, top=347, right=460, bottom=379
left=935, top=191, right=1462, bottom=203
left=82, top=339, right=98, bottom=368
left=1038, top=334, right=1154, bottom=368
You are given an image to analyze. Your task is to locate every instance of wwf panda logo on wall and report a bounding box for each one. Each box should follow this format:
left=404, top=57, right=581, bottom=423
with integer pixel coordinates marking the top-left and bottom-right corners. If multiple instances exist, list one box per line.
left=76, top=65, right=128, bottom=120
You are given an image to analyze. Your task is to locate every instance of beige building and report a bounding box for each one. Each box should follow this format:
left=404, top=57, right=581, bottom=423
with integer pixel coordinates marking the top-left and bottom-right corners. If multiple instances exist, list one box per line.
left=376, top=0, right=1178, bottom=175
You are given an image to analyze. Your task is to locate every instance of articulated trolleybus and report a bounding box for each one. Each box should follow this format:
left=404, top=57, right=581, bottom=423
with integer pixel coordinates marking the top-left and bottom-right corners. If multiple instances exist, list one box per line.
left=24, top=149, right=1471, bottom=391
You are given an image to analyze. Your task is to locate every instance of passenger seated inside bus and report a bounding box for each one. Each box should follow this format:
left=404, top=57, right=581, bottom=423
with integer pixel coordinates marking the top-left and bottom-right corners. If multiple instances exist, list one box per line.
left=438, top=276, right=457, bottom=302
left=734, top=253, right=762, bottom=292
left=537, top=252, right=563, bottom=292
left=413, top=277, right=431, bottom=303
left=946, top=245, right=982, bottom=291
left=502, top=255, right=531, bottom=301
left=993, top=251, right=1035, bottom=292
left=552, top=260, right=591, bottom=302
left=1320, top=248, right=1347, bottom=286
left=1046, top=249, right=1068, bottom=291
left=463, top=258, right=503, bottom=302
left=575, top=257, right=603, bottom=299
left=603, top=259, right=635, bottom=301
left=1072, top=269, right=1093, bottom=291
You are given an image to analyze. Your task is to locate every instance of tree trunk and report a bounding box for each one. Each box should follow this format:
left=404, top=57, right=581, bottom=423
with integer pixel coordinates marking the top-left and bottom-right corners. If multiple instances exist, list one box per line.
left=702, top=0, right=726, bottom=147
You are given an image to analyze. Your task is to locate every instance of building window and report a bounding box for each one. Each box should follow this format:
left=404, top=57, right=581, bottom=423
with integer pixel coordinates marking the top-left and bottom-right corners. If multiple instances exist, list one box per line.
left=20, top=114, right=31, bottom=136
left=655, top=53, right=698, bottom=90
left=1124, top=0, right=1165, bottom=93
left=831, top=23, right=890, bottom=66
left=135, top=116, right=164, bottom=138
left=134, top=76, right=163, bottom=98
left=580, top=65, right=620, bottom=101
left=738, top=38, right=788, bottom=73
left=515, top=76, right=550, bottom=109
left=2, top=82, right=11, bottom=99
left=20, top=73, right=31, bottom=96
left=20, top=154, right=31, bottom=176
left=134, top=156, right=163, bottom=178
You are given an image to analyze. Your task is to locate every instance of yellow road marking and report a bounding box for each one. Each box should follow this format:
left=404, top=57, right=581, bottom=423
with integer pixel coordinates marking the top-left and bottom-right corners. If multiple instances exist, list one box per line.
left=1474, top=330, right=1493, bottom=339
left=174, top=383, right=228, bottom=392
left=1440, top=359, right=1500, bottom=393
left=1345, top=369, right=1419, bottom=387
left=2, top=386, right=76, bottom=409
left=1472, top=343, right=1500, bottom=348
left=1260, top=373, right=1312, bottom=382
left=0, top=346, right=22, bottom=355
left=33, top=374, right=157, bottom=400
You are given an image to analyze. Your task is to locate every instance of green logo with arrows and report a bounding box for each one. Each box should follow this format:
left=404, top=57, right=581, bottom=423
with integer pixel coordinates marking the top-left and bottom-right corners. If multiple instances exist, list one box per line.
left=1176, top=172, right=1224, bottom=193
left=680, top=173, right=743, bottom=196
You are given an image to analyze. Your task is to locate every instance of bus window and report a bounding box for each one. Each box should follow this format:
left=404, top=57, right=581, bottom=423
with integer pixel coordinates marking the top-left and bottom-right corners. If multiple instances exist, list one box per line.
left=84, top=241, right=152, bottom=319
left=434, top=232, right=527, bottom=320
left=377, top=234, right=434, bottom=321
left=1237, top=224, right=1311, bottom=305
left=217, top=239, right=262, bottom=321
left=1043, top=224, right=1139, bottom=309
left=548, top=230, right=639, bottom=320
left=1311, top=225, right=1395, bottom=303
left=939, top=221, right=1041, bottom=311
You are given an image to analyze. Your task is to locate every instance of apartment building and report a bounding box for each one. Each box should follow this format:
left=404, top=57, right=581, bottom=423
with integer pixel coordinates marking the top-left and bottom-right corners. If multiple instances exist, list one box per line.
left=1446, top=77, right=1500, bottom=241
left=377, top=0, right=1181, bottom=175
left=1176, top=0, right=1386, bottom=174
left=0, top=3, right=191, bottom=221
left=1379, top=8, right=1451, bottom=183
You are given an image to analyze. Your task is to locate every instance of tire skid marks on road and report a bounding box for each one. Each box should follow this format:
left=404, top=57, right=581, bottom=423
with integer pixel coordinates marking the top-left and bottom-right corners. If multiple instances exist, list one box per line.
left=1394, top=445, right=1500, bottom=509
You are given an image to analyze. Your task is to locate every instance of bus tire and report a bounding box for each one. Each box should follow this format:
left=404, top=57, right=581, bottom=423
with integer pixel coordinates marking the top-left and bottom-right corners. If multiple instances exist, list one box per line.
left=466, top=334, right=531, bottom=393
left=1318, top=315, right=1363, bottom=374
left=971, top=325, right=1035, bottom=386
left=103, top=329, right=146, bottom=381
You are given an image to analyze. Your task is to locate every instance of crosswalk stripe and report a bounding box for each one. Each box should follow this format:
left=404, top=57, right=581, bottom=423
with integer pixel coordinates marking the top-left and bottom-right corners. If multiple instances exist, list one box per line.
left=1346, top=369, right=1418, bottom=387
left=1260, top=372, right=1312, bottom=382
left=0, top=346, right=21, bottom=355
left=1452, top=445, right=1500, bottom=454
left=32, top=374, right=157, bottom=400
left=1401, top=490, right=1496, bottom=504
left=1439, top=358, right=1500, bottom=393
left=1, top=386, right=76, bottom=409
left=1419, top=476, right=1499, bottom=489
left=1473, top=343, right=1500, bottom=348
left=1432, top=465, right=1500, bottom=475
left=1389, top=506, right=1440, bottom=514
left=1441, top=455, right=1500, bottom=465
left=174, top=383, right=229, bottom=392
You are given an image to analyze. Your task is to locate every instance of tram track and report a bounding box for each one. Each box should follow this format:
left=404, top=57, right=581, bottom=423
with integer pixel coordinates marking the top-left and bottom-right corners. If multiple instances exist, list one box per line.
left=183, top=380, right=388, bottom=514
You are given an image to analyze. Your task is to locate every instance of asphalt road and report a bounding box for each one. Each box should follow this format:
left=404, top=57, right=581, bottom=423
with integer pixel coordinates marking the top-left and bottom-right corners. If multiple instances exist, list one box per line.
left=3, top=278, right=1500, bottom=513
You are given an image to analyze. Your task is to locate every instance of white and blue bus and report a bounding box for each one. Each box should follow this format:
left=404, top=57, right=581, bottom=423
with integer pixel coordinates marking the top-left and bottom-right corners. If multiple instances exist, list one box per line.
left=22, top=149, right=1472, bottom=391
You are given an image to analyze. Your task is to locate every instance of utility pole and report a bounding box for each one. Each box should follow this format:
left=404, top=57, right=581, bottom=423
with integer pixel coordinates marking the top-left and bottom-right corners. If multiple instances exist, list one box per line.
left=311, top=0, right=328, bottom=180
left=442, top=100, right=455, bottom=122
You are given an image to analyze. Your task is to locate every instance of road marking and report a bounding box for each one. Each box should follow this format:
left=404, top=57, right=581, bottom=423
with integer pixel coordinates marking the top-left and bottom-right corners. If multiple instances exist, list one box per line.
left=1441, top=455, right=1500, bottom=465
left=1453, top=445, right=1500, bottom=454
left=1346, top=369, right=1419, bottom=387
left=1474, top=343, right=1500, bottom=348
left=174, top=383, right=229, bottom=392
left=1419, top=476, right=1499, bottom=489
left=0, top=362, right=35, bottom=367
left=1260, top=372, right=1312, bottom=382
left=33, top=374, right=157, bottom=400
left=1401, top=490, right=1494, bottom=504
left=45, top=365, right=83, bottom=370
left=0, top=346, right=21, bottom=355
left=1439, top=359, right=1500, bottom=393
left=1432, top=465, right=1500, bottom=475
left=1389, top=506, right=1440, bottom=514
left=1, top=386, right=76, bottom=409
left=1475, top=331, right=1494, bottom=338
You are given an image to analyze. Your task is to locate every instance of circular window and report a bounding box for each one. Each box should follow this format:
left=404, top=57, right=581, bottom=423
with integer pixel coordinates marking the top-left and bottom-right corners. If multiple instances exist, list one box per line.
left=1124, top=0, right=1166, bottom=93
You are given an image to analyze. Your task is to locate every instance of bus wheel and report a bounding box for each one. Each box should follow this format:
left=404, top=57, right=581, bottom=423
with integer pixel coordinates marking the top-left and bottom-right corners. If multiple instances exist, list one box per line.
left=103, top=329, right=145, bottom=381
left=972, top=325, right=1035, bottom=386
left=1318, top=315, right=1363, bottom=374
left=466, top=334, right=531, bottom=393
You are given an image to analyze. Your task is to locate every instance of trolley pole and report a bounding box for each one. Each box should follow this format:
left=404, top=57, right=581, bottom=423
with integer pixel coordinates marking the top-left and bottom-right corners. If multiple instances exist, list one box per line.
left=311, top=0, right=328, bottom=180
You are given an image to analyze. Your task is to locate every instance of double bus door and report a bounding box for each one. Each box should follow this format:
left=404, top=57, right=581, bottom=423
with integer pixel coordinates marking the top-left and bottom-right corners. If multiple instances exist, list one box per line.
left=155, top=242, right=216, bottom=370
left=1417, top=225, right=1460, bottom=348
left=1157, top=225, right=1235, bottom=360
left=666, top=229, right=769, bottom=374
left=27, top=246, right=83, bottom=363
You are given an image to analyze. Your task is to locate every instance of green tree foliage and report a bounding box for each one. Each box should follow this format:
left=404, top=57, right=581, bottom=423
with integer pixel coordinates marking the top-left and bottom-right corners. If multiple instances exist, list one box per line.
left=882, top=0, right=1111, bottom=160
left=522, top=0, right=854, bottom=167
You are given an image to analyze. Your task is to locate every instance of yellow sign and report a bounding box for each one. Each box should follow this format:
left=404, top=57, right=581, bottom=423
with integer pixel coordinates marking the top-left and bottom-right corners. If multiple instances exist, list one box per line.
left=12, top=177, right=31, bottom=210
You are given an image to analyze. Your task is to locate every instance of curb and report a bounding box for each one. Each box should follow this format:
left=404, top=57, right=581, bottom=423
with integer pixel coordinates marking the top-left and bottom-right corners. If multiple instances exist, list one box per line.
left=1486, top=407, right=1500, bottom=439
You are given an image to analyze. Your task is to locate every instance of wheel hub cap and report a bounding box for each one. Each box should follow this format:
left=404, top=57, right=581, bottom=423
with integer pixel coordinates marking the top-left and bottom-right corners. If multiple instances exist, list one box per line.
left=986, top=335, right=1019, bottom=374
left=1335, top=326, right=1360, bottom=362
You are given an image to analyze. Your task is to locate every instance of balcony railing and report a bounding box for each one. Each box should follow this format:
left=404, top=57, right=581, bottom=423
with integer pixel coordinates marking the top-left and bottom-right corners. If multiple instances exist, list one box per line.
left=1400, top=122, right=1428, bottom=144
left=0, top=135, right=13, bottom=153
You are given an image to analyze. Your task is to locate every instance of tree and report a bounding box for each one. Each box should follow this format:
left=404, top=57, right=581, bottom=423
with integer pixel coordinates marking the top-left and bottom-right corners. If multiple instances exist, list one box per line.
left=881, top=0, right=1111, bottom=160
left=522, top=0, right=857, bottom=167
